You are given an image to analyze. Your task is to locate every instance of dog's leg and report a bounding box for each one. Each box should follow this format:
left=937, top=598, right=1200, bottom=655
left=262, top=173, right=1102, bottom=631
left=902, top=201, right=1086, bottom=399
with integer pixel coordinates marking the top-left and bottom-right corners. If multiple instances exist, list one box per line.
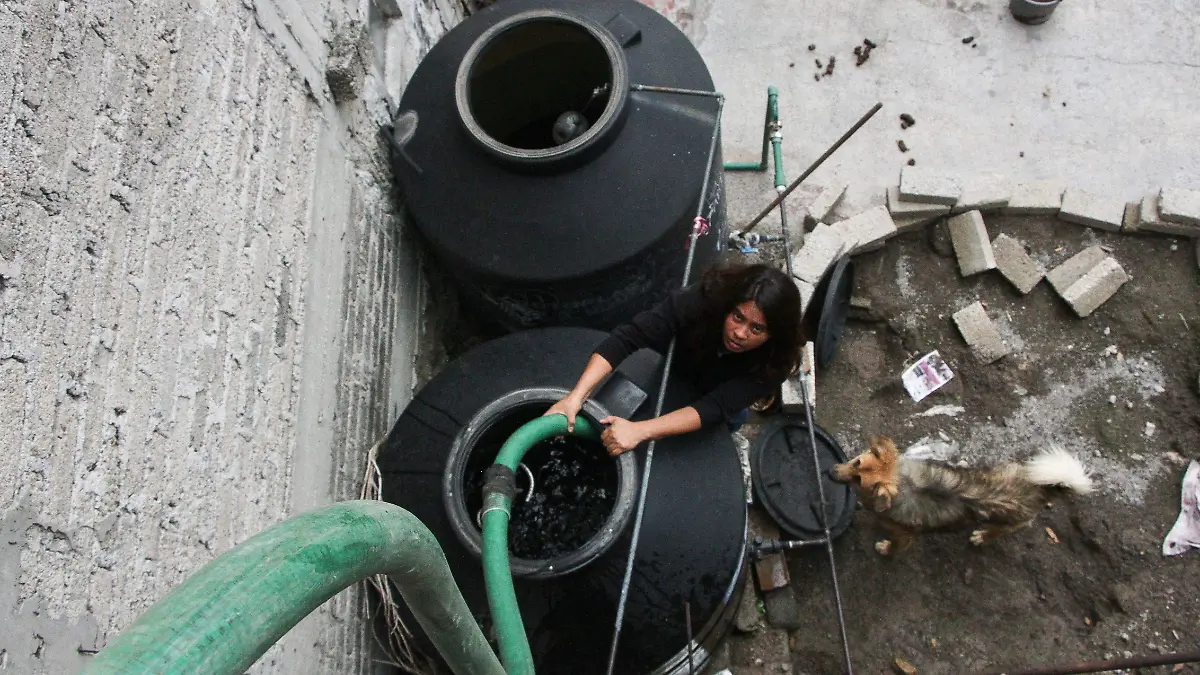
left=876, top=523, right=915, bottom=556
left=970, top=523, right=1027, bottom=546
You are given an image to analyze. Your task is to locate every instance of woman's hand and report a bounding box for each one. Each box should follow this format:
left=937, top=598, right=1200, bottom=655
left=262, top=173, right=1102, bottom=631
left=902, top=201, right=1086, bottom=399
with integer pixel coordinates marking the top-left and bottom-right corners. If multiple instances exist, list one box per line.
left=599, top=416, right=647, bottom=457
left=543, top=394, right=584, bottom=432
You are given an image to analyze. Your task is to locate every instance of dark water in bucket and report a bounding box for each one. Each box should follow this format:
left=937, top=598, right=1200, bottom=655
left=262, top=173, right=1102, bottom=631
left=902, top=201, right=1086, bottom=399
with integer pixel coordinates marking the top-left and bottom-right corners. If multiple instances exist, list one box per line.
left=466, top=434, right=618, bottom=560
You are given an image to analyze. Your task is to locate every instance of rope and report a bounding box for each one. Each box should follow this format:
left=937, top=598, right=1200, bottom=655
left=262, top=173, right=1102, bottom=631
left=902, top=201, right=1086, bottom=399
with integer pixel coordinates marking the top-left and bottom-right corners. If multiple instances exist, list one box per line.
left=605, top=87, right=725, bottom=675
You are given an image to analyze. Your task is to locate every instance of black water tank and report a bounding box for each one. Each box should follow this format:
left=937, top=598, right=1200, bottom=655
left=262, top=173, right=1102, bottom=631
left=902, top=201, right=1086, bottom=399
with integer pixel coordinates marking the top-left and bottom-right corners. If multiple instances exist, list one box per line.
left=389, top=0, right=726, bottom=331
left=377, top=327, right=747, bottom=674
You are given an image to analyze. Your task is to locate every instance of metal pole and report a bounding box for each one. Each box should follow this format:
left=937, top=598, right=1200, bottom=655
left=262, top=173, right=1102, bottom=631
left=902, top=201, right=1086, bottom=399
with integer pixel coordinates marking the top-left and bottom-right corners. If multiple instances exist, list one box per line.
left=738, top=102, right=882, bottom=236
left=606, top=85, right=725, bottom=675
left=983, top=650, right=1200, bottom=675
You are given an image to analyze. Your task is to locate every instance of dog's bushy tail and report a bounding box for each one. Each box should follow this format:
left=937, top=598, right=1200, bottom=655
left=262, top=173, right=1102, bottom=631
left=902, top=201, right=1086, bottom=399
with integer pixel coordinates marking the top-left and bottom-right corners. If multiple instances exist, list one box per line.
left=1023, top=446, right=1094, bottom=494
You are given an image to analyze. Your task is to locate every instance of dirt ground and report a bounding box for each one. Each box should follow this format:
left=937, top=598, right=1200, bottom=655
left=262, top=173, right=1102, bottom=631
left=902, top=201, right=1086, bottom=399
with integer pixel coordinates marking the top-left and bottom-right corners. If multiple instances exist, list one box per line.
left=726, top=210, right=1200, bottom=674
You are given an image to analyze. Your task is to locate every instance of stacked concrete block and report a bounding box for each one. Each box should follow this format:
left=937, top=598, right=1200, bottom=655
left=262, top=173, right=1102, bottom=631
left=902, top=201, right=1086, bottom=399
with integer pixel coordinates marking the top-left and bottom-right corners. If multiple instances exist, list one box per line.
left=1122, top=201, right=1141, bottom=233
left=991, top=234, right=1044, bottom=294
left=1141, top=190, right=1200, bottom=237
left=952, top=174, right=1010, bottom=214
left=1158, top=187, right=1200, bottom=227
left=1005, top=181, right=1065, bottom=215
left=887, top=186, right=952, bottom=219
left=803, top=183, right=849, bottom=227
left=781, top=342, right=816, bottom=413
left=899, top=167, right=961, bottom=205
left=837, top=206, right=898, bottom=253
left=1058, top=188, right=1125, bottom=232
left=946, top=210, right=997, bottom=276
left=1060, top=257, right=1130, bottom=317
left=953, top=302, right=1010, bottom=364
left=790, top=223, right=848, bottom=284
left=1046, top=245, right=1107, bottom=294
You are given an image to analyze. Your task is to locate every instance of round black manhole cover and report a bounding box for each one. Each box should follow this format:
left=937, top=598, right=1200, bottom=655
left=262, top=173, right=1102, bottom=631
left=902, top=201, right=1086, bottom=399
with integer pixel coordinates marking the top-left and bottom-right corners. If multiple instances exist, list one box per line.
left=812, top=254, right=854, bottom=371
left=750, top=416, right=856, bottom=540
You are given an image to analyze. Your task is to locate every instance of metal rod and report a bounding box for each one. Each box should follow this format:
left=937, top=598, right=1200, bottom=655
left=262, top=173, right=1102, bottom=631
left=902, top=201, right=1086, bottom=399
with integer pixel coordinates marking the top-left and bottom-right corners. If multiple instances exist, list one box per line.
left=684, top=601, right=695, bottom=675
left=983, top=650, right=1200, bottom=675
left=799, top=374, right=854, bottom=674
left=605, top=92, right=725, bottom=675
left=739, top=102, right=882, bottom=236
left=631, top=83, right=725, bottom=98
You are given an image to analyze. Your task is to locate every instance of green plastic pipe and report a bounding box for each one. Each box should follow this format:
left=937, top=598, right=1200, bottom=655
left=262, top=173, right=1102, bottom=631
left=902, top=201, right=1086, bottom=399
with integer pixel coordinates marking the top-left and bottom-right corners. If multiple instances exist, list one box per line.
left=481, top=414, right=601, bottom=675
left=724, top=86, right=779, bottom=171
left=80, top=501, right=505, bottom=675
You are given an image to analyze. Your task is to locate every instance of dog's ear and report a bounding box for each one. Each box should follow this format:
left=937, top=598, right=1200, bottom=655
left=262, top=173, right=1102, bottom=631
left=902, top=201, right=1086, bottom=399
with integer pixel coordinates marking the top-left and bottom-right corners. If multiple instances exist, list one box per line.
left=870, top=437, right=898, bottom=461
left=872, top=483, right=898, bottom=512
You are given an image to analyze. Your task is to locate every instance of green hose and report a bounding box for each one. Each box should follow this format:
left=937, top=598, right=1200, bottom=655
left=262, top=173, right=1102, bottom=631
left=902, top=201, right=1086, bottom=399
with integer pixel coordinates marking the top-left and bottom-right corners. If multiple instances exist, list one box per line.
left=80, top=501, right=504, bottom=675
left=481, top=414, right=601, bottom=675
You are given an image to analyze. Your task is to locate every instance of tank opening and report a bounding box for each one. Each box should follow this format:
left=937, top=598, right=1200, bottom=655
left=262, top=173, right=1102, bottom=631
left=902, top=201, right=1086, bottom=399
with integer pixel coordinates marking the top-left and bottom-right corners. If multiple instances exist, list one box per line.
left=462, top=402, right=618, bottom=560
left=466, top=18, right=614, bottom=150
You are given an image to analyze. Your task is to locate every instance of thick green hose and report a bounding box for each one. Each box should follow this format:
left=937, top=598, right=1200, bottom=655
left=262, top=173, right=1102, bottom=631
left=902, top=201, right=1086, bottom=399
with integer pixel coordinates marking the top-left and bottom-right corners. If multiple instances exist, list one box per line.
left=80, top=501, right=504, bottom=675
left=481, top=415, right=601, bottom=675
left=724, top=86, right=780, bottom=171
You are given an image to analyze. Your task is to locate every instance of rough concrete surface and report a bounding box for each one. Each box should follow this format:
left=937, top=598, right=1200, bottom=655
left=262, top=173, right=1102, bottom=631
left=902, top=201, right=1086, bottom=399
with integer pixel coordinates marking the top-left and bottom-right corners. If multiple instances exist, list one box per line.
left=946, top=210, right=997, bottom=276
left=991, top=233, right=1043, bottom=294
left=887, top=185, right=950, bottom=220
left=1058, top=188, right=1125, bottom=232
left=1046, top=245, right=1107, bottom=295
left=952, top=301, right=1009, bottom=364
left=952, top=173, right=1010, bottom=214
left=1061, top=256, right=1130, bottom=318
left=0, top=0, right=465, bottom=672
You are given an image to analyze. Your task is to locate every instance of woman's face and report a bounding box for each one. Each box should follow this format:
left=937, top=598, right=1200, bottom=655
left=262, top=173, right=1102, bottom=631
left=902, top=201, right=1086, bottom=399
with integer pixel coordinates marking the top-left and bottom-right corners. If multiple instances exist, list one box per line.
left=723, top=300, right=770, bottom=353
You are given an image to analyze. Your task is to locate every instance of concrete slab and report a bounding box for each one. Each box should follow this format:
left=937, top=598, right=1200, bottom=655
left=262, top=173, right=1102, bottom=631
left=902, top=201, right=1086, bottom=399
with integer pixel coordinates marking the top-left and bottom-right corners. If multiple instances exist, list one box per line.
left=1122, top=201, right=1141, bottom=234
left=837, top=205, right=898, bottom=253
left=1061, top=256, right=1130, bottom=317
left=1046, top=245, right=1107, bottom=295
left=698, top=1, right=1200, bottom=216
left=804, top=183, right=849, bottom=227
left=1139, top=192, right=1200, bottom=237
left=1058, top=188, right=1125, bottom=232
left=952, top=301, right=1010, bottom=364
left=790, top=223, right=848, bottom=284
left=1159, top=187, right=1200, bottom=226
left=894, top=213, right=946, bottom=233
left=946, top=210, right=997, bottom=276
left=953, top=174, right=1010, bottom=214
left=887, top=185, right=952, bottom=219
left=992, top=234, right=1043, bottom=294
left=899, top=166, right=960, bottom=205
left=1005, top=181, right=1065, bottom=215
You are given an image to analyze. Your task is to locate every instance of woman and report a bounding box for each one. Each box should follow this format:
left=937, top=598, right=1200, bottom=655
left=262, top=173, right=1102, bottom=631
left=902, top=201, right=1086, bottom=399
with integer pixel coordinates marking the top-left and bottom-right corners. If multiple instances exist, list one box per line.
left=545, top=263, right=804, bottom=456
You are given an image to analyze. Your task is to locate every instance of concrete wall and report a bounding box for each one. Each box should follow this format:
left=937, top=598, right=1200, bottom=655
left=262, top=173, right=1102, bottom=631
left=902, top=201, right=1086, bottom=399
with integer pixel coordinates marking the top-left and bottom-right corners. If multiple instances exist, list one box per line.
left=0, top=0, right=466, bottom=672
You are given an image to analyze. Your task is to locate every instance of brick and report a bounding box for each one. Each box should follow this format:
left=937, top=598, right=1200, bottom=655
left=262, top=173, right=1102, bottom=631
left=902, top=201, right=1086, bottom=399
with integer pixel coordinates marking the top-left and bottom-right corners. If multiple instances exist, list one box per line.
left=899, top=166, right=961, bottom=205
left=887, top=185, right=951, bottom=219
left=1046, top=245, right=1106, bottom=295
left=946, top=210, right=997, bottom=276
left=991, top=234, right=1043, bottom=294
left=952, top=174, right=1010, bottom=214
left=1141, top=191, right=1200, bottom=237
left=781, top=342, right=815, bottom=414
left=837, top=205, right=898, bottom=254
left=953, top=301, right=1010, bottom=364
left=804, top=183, right=848, bottom=226
left=1159, top=187, right=1200, bottom=226
left=789, top=223, right=847, bottom=284
left=1061, top=256, right=1129, bottom=317
left=894, top=213, right=946, bottom=233
left=1058, top=188, right=1124, bottom=232
left=1005, top=181, right=1065, bottom=215
left=1122, top=201, right=1140, bottom=233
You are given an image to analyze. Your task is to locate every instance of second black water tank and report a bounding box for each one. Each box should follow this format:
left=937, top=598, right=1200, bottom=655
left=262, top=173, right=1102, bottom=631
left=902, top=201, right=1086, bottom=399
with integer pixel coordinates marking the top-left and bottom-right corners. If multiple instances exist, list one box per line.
left=389, top=0, right=726, bottom=331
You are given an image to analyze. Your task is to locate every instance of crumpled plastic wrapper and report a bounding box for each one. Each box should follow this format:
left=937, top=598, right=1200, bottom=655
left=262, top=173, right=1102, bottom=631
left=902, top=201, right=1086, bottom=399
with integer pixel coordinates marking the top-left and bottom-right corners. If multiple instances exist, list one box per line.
left=1163, top=460, right=1200, bottom=556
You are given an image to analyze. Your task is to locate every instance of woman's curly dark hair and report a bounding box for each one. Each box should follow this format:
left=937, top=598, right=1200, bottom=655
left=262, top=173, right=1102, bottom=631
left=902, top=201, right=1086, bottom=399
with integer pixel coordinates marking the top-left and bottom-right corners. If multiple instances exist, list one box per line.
left=681, top=263, right=804, bottom=384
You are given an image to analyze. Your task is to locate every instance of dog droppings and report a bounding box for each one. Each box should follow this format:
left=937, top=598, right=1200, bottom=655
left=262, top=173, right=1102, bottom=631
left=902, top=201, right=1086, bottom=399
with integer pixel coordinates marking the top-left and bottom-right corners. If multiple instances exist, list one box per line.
left=907, top=158, right=916, bottom=166
left=900, top=113, right=916, bottom=129
left=808, top=43, right=816, bottom=51
left=898, top=140, right=909, bottom=153
left=962, top=36, right=975, bottom=44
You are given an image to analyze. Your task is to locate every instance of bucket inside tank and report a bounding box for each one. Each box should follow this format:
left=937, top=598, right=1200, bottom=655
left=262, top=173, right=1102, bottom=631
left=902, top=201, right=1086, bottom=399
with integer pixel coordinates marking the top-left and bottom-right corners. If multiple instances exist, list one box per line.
left=466, top=18, right=614, bottom=150
left=461, top=403, right=618, bottom=560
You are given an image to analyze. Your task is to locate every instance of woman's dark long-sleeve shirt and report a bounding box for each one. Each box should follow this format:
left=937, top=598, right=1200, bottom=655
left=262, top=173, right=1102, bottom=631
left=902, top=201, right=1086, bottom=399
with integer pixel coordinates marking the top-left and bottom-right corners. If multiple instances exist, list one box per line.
left=594, top=284, right=779, bottom=428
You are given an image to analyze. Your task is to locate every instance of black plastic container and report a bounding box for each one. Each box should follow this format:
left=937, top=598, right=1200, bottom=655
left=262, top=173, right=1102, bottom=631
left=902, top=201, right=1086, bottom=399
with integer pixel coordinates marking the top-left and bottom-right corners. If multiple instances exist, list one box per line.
left=388, top=0, right=726, bottom=331
left=377, top=327, right=747, bottom=674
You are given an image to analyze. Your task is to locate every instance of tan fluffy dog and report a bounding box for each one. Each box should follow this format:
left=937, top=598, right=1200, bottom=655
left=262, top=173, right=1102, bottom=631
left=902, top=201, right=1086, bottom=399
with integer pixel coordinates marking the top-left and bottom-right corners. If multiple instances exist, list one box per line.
left=830, top=437, right=1094, bottom=555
